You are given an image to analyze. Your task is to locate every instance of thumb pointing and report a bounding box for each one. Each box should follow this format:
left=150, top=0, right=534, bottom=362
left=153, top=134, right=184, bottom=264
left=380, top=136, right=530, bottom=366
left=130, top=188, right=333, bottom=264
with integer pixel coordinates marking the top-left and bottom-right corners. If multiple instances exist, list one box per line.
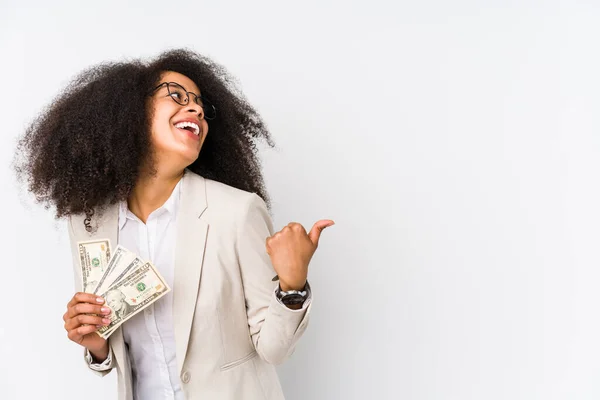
left=308, top=219, right=335, bottom=246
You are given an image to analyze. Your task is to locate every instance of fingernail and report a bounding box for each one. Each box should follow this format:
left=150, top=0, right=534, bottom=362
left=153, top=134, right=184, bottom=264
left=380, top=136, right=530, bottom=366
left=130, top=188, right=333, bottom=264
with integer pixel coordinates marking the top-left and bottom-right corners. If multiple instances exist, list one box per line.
left=102, top=318, right=111, bottom=324
left=101, top=307, right=110, bottom=314
left=96, top=297, right=104, bottom=303
left=96, top=325, right=103, bottom=328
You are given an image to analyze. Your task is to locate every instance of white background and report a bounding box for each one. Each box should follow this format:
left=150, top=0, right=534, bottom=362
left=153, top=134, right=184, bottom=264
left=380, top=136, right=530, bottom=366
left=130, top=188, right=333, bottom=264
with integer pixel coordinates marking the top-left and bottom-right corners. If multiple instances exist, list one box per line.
left=1, top=1, right=599, bottom=399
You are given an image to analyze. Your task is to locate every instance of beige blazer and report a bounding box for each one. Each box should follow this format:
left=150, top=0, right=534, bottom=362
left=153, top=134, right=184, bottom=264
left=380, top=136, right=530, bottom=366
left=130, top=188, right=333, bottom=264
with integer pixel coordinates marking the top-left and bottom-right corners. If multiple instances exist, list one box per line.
left=67, top=170, right=311, bottom=400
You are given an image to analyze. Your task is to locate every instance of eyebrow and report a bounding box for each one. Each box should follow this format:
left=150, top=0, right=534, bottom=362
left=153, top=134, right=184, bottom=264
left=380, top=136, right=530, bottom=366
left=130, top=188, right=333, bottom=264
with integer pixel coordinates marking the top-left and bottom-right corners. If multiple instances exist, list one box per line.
left=172, top=82, right=200, bottom=94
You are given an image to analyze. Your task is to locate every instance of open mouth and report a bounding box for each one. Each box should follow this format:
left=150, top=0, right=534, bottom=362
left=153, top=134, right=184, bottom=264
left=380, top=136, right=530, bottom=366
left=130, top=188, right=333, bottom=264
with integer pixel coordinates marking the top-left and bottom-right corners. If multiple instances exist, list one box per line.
left=174, top=121, right=200, bottom=136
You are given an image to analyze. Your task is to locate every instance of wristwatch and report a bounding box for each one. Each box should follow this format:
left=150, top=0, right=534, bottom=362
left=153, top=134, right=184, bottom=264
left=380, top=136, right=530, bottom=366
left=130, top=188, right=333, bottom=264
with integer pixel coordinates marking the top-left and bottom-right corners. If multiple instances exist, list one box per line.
left=275, top=284, right=309, bottom=306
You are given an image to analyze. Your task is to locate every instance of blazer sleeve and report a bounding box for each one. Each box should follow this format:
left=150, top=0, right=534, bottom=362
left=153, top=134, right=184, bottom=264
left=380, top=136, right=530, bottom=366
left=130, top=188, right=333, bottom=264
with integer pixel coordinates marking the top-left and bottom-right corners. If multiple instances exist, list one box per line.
left=67, top=216, right=115, bottom=376
left=236, top=193, right=312, bottom=365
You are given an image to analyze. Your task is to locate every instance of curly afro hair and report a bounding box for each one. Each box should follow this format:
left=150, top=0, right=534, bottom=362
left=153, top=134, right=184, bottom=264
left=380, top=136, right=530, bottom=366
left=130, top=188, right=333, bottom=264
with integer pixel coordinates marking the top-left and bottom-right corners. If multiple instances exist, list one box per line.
left=14, top=48, right=274, bottom=225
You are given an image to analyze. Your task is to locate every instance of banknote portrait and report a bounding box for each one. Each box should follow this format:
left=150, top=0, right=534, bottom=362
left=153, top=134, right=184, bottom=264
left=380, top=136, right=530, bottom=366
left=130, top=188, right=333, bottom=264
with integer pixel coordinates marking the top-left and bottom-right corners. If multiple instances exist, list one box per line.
left=105, top=288, right=135, bottom=320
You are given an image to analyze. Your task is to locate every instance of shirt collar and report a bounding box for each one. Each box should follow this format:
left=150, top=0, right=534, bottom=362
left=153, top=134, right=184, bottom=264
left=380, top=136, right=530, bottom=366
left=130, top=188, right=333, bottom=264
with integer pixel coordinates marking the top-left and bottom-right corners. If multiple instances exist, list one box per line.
left=118, top=177, right=182, bottom=231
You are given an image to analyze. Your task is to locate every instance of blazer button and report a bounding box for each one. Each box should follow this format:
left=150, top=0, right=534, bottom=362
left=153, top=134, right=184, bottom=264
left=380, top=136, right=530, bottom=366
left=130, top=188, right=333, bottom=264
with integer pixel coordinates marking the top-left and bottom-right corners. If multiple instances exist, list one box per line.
left=181, top=371, right=191, bottom=384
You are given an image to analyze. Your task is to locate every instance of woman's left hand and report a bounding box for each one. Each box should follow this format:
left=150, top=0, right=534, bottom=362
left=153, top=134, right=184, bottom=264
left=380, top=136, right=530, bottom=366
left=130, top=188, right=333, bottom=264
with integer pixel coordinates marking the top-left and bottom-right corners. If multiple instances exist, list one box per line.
left=266, top=219, right=335, bottom=291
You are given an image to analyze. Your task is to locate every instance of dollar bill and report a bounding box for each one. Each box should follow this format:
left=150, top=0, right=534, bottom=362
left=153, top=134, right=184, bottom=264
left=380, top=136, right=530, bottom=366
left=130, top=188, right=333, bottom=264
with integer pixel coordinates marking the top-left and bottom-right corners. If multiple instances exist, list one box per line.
left=96, top=261, right=170, bottom=339
left=95, top=255, right=147, bottom=338
left=92, top=246, right=137, bottom=295
left=77, top=239, right=111, bottom=293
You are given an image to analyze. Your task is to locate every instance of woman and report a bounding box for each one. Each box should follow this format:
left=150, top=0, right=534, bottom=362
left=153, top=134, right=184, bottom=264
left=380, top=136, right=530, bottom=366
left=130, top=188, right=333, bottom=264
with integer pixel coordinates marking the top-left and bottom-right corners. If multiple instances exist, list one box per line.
left=15, top=49, right=333, bottom=400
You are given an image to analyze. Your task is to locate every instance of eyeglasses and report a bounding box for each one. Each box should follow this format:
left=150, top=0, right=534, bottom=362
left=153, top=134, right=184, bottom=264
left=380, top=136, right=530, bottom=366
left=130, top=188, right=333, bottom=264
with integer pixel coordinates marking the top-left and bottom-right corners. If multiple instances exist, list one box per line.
left=153, top=82, right=217, bottom=120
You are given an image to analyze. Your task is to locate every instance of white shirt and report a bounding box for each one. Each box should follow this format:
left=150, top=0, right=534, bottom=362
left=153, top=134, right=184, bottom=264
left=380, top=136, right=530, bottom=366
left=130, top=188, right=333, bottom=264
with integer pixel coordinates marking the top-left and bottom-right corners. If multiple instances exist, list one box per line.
left=118, top=179, right=183, bottom=400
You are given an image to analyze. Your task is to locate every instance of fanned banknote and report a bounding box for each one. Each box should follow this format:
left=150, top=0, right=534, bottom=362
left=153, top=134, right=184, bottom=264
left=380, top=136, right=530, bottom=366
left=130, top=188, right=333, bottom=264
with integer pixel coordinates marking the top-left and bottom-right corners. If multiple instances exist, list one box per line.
left=77, top=239, right=111, bottom=293
left=76, top=239, right=170, bottom=338
left=92, top=245, right=138, bottom=295
left=96, top=261, right=170, bottom=339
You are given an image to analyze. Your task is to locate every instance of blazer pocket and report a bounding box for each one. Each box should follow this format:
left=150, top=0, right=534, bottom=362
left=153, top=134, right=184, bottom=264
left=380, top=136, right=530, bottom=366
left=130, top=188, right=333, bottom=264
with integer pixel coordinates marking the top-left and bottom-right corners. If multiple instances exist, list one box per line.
left=220, top=350, right=258, bottom=371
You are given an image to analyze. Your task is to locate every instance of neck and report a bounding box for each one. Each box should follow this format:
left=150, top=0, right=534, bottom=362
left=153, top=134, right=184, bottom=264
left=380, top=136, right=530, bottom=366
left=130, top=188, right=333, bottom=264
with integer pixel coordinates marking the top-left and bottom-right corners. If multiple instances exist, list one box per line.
left=128, top=166, right=185, bottom=223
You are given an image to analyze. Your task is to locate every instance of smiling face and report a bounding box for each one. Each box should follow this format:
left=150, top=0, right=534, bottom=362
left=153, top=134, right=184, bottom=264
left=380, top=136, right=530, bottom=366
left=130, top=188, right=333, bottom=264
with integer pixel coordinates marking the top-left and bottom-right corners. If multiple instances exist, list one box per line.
left=147, top=71, right=210, bottom=173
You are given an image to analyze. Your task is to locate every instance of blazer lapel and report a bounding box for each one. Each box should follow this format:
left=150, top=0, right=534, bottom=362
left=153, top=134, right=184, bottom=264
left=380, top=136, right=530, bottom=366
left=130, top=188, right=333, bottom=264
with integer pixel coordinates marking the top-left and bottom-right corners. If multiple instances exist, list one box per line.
left=173, top=170, right=209, bottom=374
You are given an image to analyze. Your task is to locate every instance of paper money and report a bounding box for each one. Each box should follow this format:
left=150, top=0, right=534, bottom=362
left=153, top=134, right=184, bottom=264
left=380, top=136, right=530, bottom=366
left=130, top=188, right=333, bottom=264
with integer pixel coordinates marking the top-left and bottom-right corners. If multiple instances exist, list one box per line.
left=97, top=255, right=151, bottom=338
left=92, top=246, right=137, bottom=295
left=77, top=239, right=111, bottom=293
left=74, top=240, right=169, bottom=337
left=96, top=261, right=170, bottom=339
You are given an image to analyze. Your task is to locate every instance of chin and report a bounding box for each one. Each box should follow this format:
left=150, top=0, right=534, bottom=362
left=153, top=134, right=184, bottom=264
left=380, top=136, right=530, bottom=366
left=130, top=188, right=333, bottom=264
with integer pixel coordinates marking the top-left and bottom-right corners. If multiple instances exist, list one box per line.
left=181, top=151, right=201, bottom=167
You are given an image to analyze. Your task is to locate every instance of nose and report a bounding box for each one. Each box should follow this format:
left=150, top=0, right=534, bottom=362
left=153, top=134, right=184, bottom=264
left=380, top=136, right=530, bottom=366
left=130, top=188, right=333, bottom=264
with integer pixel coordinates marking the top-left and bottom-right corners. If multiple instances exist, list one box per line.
left=184, top=100, right=205, bottom=119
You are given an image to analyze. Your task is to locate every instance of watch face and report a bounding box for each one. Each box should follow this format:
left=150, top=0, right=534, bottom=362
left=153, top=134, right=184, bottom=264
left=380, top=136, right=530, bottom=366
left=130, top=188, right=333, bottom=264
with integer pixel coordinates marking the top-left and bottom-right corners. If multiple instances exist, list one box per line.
left=281, top=294, right=305, bottom=305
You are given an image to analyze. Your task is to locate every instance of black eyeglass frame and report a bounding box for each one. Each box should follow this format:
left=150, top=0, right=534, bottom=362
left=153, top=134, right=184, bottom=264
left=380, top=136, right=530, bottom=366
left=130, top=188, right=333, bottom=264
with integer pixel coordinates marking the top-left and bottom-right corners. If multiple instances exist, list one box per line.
left=152, top=82, right=217, bottom=120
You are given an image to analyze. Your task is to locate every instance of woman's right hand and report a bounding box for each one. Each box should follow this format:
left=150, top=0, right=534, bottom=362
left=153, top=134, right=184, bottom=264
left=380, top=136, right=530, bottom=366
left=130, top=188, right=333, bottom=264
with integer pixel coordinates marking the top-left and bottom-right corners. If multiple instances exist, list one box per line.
left=63, top=292, right=111, bottom=361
